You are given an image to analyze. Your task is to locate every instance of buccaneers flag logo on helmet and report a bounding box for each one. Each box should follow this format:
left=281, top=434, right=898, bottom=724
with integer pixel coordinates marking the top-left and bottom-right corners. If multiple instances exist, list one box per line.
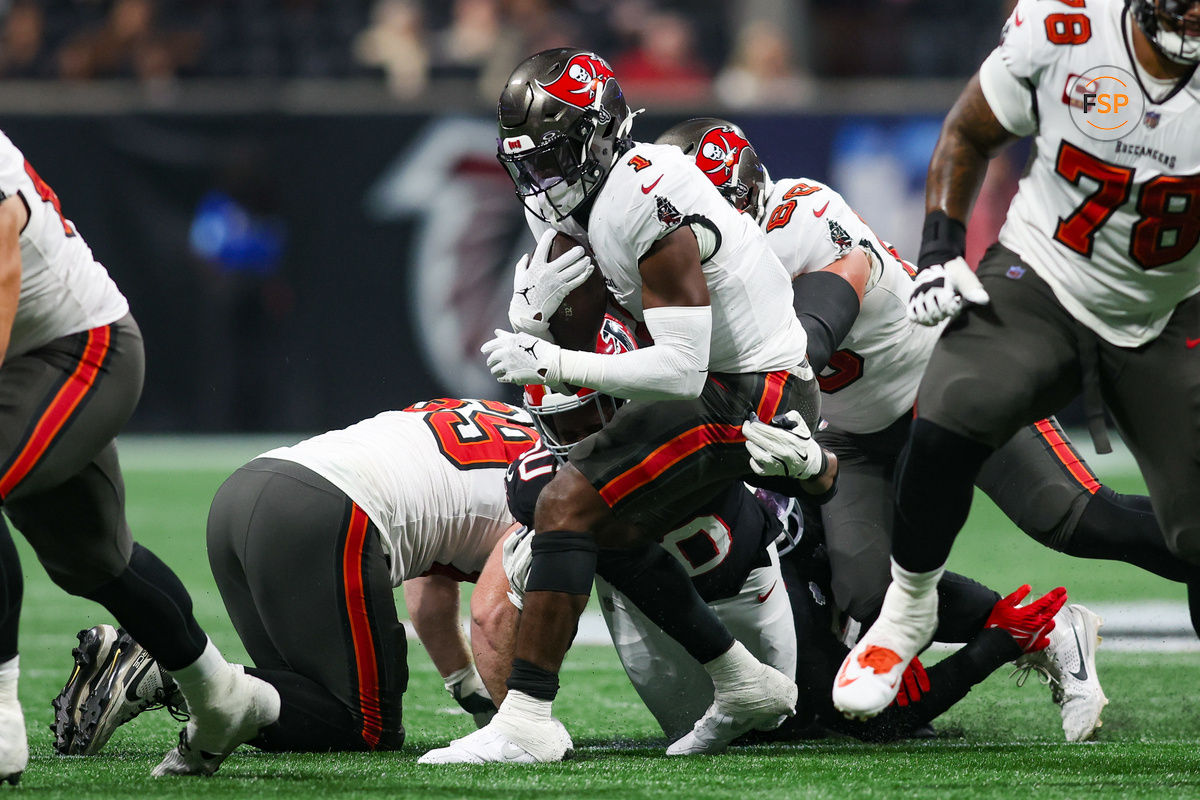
left=696, top=126, right=753, bottom=189
left=537, top=53, right=616, bottom=111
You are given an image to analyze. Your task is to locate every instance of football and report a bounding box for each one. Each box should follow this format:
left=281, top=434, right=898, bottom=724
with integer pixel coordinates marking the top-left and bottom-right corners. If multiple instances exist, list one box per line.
left=547, top=232, right=607, bottom=352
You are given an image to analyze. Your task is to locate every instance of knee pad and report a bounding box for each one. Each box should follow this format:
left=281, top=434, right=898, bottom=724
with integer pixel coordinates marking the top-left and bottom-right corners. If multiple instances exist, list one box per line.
left=526, top=530, right=599, bottom=596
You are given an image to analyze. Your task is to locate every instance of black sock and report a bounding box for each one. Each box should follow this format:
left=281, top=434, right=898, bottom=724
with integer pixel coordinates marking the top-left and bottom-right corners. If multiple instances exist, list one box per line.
left=245, top=667, right=403, bottom=752
left=597, top=544, right=735, bottom=664
left=1063, top=487, right=1200, bottom=583
left=506, top=657, right=560, bottom=701
left=893, top=419, right=994, bottom=573
left=82, top=543, right=207, bottom=671
left=933, top=572, right=1002, bottom=643
left=0, top=517, right=21, bottom=662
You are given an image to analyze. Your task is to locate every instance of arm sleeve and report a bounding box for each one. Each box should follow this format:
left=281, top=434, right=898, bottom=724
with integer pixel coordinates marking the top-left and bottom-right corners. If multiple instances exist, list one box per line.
left=792, top=269, right=862, bottom=373
left=555, top=305, right=712, bottom=401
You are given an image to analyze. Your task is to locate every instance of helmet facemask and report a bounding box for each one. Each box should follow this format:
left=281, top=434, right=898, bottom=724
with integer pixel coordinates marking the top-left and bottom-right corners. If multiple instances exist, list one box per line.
left=522, top=385, right=622, bottom=462
left=1132, top=0, right=1200, bottom=64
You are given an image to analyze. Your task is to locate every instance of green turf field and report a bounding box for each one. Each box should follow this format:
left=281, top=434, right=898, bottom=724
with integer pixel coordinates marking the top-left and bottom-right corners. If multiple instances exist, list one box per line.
left=9, top=437, right=1200, bottom=797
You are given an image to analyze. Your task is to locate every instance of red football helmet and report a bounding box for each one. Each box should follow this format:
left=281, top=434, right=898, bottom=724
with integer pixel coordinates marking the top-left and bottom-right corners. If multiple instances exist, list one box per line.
left=523, top=314, right=636, bottom=460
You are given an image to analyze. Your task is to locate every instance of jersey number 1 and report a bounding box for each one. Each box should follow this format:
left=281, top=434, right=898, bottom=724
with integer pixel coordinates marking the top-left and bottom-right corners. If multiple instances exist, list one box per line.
left=1052, top=142, right=1200, bottom=270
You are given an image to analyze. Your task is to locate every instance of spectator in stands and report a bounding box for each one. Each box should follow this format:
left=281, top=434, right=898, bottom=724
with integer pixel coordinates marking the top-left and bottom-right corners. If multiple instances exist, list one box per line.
left=611, top=11, right=709, bottom=103
left=714, top=20, right=811, bottom=109
left=56, top=0, right=202, bottom=83
left=354, top=0, right=429, bottom=97
left=0, top=0, right=47, bottom=78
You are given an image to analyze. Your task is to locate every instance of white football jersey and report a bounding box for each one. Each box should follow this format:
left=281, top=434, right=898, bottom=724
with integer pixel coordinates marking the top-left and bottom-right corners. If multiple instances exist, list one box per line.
left=259, top=399, right=538, bottom=586
left=979, top=0, right=1200, bottom=346
left=527, top=141, right=808, bottom=374
left=762, top=178, right=940, bottom=433
left=0, top=130, right=128, bottom=357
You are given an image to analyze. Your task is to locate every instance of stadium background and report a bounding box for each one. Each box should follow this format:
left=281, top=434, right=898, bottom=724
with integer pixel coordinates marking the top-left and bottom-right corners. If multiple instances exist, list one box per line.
left=1, top=1, right=1197, bottom=796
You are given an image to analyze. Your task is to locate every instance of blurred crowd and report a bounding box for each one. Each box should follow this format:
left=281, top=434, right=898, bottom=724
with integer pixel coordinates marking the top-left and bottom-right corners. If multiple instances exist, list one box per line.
left=0, top=0, right=1009, bottom=104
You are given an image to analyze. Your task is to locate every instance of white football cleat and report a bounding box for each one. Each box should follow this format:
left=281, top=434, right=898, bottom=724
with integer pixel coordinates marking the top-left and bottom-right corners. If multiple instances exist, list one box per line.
left=419, top=717, right=573, bottom=764
left=832, top=578, right=938, bottom=720
left=0, top=691, right=27, bottom=786
left=152, top=666, right=279, bottom=777
left=667, top=661, right=796, bottom=756
left=1014, top=603, right=1107, bottom=742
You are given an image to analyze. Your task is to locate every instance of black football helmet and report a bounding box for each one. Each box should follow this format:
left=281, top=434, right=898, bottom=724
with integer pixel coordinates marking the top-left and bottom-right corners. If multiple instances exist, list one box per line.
left=655, top=117, right=769, bottom=223
left=1129, top=0, right=1200, bottom=63
left=497, top=49, right=633, bottom=221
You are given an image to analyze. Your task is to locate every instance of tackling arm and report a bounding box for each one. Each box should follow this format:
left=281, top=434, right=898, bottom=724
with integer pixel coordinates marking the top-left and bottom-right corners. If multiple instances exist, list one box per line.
left=793, top=249, right=868, bottom=374
left=0, top=195, right=28, bottom=367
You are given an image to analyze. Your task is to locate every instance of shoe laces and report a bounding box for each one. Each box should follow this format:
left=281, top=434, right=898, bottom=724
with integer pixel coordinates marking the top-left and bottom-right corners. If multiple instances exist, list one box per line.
left=146, top=687, right=190, bottom=723
left=1009, top=662, right=1058, bottom=689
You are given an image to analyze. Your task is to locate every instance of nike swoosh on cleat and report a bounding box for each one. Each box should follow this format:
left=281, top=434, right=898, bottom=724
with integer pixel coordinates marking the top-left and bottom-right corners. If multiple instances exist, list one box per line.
left=834, top=658, right=856, bottom=689
left=125, top=659, right=157, bottom=703
left=500, top=741, right=530, bottom=761
left=641, top=176, right=663, bottom=194
left=757, top=582, right=777, bottom=603
left=1187, top=337, right=1200, bottom=349
left=1069, top=627, right=1089, bottom=680
left=813, top=201, right=830, bottom=217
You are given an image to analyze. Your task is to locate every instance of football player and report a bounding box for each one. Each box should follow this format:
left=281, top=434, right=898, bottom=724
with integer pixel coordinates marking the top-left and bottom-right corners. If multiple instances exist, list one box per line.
left=660, top=117, right=1200, bottom=739
left=476, top=383, right=1068, bottom=747
left=0, top=129, right=278, bottom=781
left=425, top=48, right=833, bottom=764
left=54, top=399, right=539, bottom=755
left=834, top=0, right=1200, bottom=720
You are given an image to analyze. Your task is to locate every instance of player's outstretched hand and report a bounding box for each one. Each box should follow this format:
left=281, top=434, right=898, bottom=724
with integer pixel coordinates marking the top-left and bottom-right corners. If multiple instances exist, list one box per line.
left=508, top=229, right=594, bottom=339
left=906, top=256, right=989, bottom=326
left=985, top=584, right=1068, bottom=653
left=481, top=329, right=562, bottom=385
left=742, top=410, right=827, bottom=481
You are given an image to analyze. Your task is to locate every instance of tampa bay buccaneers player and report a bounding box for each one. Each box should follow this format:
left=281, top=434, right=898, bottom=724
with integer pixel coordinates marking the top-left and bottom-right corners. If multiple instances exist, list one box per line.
left=0, top=130, right=278, bottom=781
left=660, top=116, right=1200, bottom=741
left=55, top=399, right=539, bottom=756
left=425, top=48, right=834, bottom=764
left=835, top=0, right=1200, bottom=720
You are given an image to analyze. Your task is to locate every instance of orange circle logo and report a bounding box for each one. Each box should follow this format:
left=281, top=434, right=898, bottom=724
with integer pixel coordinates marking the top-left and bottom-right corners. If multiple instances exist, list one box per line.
left=1067, top=66, right=1144, bottom=141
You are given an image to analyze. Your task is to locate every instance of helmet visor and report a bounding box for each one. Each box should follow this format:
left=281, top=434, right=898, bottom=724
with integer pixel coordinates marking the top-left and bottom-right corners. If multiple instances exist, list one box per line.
left=497, top=133, right=583, bottom=198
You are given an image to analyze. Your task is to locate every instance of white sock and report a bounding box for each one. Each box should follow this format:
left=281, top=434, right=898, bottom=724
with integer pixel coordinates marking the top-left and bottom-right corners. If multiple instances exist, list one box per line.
left=887, top=558, right=945, bottom=612
left=0, top=656, right=17, bottom=703
left=165, top=638, right=232, bottom=707
left=702, top=640, right=758, bottom=693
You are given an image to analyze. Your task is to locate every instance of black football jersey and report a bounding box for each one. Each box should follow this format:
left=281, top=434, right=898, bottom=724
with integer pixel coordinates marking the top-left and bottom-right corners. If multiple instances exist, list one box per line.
left=505, top=443, right=778, bottom=601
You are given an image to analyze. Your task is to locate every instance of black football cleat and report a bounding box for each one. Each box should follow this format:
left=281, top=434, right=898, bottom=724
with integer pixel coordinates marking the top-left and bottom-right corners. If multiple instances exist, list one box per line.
left=51, top=625, right=122, bottom=755
left=72, top=628, right=187, bottom=756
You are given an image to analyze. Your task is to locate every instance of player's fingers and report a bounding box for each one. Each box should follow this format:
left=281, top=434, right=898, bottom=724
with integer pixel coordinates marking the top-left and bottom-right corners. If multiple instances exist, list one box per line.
left=533, top=228, right=556, bottom=261
left=1005, top=584, right=1033, bottom=606
left=748, top=457, right=768, bottom=477
left=549, top=245, right=586, bottom=269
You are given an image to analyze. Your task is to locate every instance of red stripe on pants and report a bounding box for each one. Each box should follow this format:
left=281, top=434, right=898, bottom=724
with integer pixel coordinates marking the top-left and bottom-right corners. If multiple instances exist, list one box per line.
left=0, top=325, right=111, bottom=498
left=341, top=504, right=383, bottom=749
left=1034, top=419, right=1101, bottom=494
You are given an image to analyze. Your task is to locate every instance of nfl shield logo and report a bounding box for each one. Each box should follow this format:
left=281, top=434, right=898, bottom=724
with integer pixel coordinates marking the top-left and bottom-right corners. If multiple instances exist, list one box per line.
left=1144, top=111, right=1160, bottom=128
left=1006, top=265, right=1026, bottom=280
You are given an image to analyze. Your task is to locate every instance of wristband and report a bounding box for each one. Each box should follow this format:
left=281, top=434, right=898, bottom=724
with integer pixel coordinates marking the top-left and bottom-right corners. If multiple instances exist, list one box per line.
left=917, top=210, right=967, bottom=271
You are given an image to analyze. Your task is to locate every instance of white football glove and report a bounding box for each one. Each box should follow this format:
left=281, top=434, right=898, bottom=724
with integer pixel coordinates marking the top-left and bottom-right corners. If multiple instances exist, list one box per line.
left=906, top=256, right=990, bottom=326
left=508, top=228, right=594, bottom=339
left=742, top=410, right=827, bottom=481
left=481, top=328, right=562, bottom=385
left=444, top=665, right=497, bottom=729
